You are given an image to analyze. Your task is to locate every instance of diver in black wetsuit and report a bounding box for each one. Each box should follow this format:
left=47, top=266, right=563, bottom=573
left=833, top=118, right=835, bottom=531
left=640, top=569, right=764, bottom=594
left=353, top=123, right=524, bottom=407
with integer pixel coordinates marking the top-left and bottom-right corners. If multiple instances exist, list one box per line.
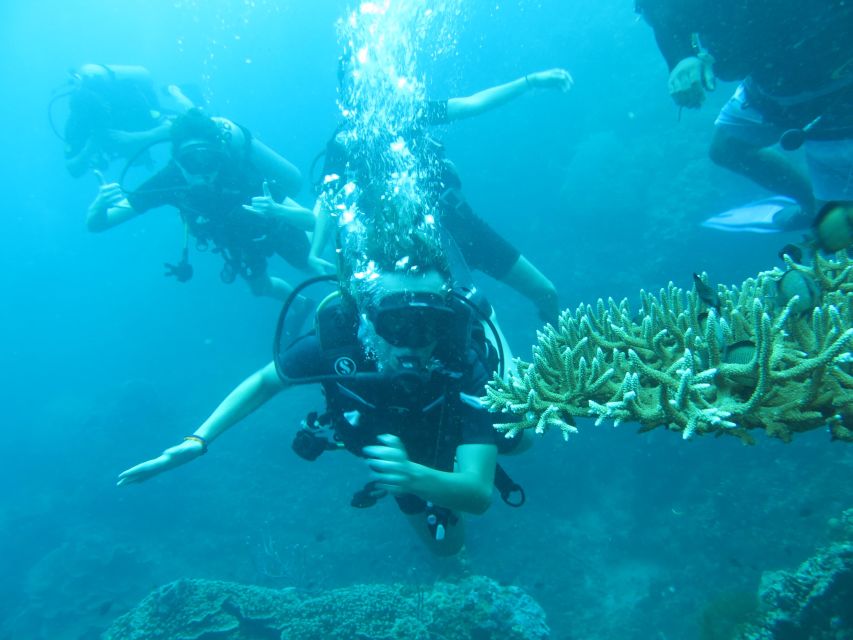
left=638, top=0, right=853, bottom=219
left=309, top=61, right=574, bottom=324
left=86, top=109, right=316, bottom=304
left=58, top=64, right=191, bottom=179
left=116, top=235, right=528, bottom=556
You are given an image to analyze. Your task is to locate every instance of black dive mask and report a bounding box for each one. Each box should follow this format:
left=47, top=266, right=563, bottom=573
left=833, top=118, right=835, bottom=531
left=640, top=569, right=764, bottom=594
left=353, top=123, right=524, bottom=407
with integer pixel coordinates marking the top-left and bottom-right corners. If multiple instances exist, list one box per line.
left=366, top=292, right=456, bottom=348
left=174, top=141, right=224, bottom=176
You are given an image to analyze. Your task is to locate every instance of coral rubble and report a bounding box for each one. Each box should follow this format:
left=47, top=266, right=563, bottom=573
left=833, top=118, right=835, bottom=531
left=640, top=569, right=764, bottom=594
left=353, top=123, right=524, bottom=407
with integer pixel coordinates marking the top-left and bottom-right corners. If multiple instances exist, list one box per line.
left=102, top=575, right=550, bottom=640
left=484, top=253, right=853, bottom=443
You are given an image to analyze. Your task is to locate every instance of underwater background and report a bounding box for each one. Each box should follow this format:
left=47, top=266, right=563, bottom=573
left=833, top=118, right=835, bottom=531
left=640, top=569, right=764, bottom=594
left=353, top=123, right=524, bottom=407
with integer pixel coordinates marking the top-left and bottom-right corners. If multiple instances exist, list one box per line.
left=0, top=0, right=851, bottom=638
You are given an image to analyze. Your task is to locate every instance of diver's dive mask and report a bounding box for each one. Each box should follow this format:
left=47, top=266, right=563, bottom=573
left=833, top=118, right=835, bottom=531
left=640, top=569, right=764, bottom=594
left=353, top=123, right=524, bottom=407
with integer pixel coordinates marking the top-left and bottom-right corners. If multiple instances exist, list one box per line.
left=365, top=291, right=456, bottom=348
left=174, top=140, right=225, bottom=176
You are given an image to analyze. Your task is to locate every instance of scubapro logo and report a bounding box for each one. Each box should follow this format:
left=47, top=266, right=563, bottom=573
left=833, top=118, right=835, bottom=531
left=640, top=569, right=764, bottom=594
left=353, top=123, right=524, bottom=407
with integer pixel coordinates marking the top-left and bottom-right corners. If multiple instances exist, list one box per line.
left=334, top=357, right=357, bottom=376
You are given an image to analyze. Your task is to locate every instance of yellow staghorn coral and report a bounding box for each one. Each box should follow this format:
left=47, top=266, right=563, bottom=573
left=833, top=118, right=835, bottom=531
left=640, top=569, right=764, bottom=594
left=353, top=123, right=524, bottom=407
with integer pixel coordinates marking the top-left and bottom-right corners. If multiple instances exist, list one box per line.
left=483, top=252, right=853, bottom=444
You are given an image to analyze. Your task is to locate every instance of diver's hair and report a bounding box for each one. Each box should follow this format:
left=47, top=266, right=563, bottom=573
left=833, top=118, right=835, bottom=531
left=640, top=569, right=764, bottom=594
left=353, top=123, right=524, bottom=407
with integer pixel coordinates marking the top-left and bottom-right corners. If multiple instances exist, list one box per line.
left=170, top=108, right=221, bottom=150
left=340, top=190, right=451, bottom=303
left=814, top=201, right=851, bottom=227
left=363, top=231, right=450, bottom=276
left=344, top=185, right=449, bottom=277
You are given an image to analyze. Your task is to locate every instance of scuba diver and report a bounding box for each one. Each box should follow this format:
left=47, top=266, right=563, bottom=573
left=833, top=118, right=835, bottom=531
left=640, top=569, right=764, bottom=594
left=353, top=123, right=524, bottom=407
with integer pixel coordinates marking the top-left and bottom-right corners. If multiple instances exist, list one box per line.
left=56, top=64, right=192, bottom=178
left=116, top=233, right=529, bottom=556
left=309, top=61, right=574, bottom=325
left=86, top=108, right=317, bottom=306
left=637, top=0, right=853, bottom=230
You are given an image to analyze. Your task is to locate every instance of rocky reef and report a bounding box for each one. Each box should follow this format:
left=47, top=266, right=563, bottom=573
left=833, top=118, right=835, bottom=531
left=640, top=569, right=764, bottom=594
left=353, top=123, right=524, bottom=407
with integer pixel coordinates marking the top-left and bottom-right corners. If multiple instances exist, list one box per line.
left=734, top=509, right=853, bottom=639
left=484, top=252, right=853, bottom=444
left=103, top=574, right=550, bottom=640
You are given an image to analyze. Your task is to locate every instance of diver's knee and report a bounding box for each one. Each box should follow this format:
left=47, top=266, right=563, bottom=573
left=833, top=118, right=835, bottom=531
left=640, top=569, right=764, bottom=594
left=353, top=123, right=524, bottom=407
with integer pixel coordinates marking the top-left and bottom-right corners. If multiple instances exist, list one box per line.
left=538, top=280, right=558, bottom=306
left=709, top=129, right=760, bottom=169
left=709, top=130, right=737, bottom=167
left=515, top=430, right=535, bottom=454
left=499, top=429, right=535, bottom=456
left=428, top=531, right=466, bottom=557
left=534, top=283, right=560, bottom=325
left=246, top=276, right=271, bottom=297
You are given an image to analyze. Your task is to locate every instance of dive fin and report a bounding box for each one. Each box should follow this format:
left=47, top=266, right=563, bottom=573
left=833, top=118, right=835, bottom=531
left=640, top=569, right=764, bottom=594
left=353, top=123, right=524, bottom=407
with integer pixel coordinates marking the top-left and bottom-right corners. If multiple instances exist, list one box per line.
left=701, top=196, right=801, bottom=234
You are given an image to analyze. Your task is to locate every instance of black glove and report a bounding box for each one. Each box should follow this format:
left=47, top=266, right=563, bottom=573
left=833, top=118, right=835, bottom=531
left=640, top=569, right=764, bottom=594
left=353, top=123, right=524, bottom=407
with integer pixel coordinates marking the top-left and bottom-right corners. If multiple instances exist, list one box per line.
left=164, top=249, right=193, bottom=282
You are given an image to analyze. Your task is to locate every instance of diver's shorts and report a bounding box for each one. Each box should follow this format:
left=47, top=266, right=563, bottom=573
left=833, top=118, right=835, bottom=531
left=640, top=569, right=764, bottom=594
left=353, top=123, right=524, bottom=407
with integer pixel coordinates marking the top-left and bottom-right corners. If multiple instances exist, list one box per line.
left=440, top=190, right=521, bottom=280
left=715, top=83, right=785, bottom=147
left=273, top=227, right=311, bottom=269
left=716, top=82, right=853, bottom=201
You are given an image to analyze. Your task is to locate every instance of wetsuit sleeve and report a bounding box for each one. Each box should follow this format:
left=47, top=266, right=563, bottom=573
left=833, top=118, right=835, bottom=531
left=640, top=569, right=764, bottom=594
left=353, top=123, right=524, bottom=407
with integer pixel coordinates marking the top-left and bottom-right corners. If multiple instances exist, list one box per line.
left=456, top=355, right=501, bottom=446
left=276, top=334, right=325, bottom=381
left=420, top=100, right=450, bottom=126
left=126, top=163, right=184, bottom=213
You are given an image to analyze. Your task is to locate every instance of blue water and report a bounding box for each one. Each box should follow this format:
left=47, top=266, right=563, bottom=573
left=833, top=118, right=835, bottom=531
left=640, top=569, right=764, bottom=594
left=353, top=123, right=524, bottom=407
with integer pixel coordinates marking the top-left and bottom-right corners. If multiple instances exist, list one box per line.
left=1, top=1, right=850, bottom=639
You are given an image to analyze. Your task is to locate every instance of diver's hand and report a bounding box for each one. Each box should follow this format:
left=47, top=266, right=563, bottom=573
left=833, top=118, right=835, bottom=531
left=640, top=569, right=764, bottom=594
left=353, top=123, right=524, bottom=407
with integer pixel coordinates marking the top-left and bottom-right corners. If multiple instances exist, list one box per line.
left=526, top=68, right=574, bottom=92
left=363, top=434, right=417, bottom=494
left=668, top=55, right=715, bottom=109
left=242, top=181, right=282, bottom=219
left=308, top=254, right=336, bottom=275
left=117, top=439, right=205, bottom=486
left=89, top=181, right=125, bottom=214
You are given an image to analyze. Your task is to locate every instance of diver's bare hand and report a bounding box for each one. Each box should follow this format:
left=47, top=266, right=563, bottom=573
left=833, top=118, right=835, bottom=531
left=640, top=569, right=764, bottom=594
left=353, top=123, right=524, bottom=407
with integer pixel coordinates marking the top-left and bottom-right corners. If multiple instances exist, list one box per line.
left=308, top=254, right=336, bottom=275
left=526, top=68, right=574, bottom=92
left=668, top=55, right=715, bottom=109
left=117, top=439, right=204, bottom=486
left=242, top=180, right=281, bottom=219
left=363, top=434, right=417, bottom=494
left=90, top=182, right=125, bottom=212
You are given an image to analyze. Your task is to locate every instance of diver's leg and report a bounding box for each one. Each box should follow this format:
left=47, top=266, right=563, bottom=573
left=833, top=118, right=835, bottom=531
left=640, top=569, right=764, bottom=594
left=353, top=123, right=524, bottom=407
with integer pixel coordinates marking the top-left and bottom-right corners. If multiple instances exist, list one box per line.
left=500, top=255, right=560, bottom=325
left=499, top=430, right=534, bottom=456
left=709, top=128, right=816, bottom=214
left=710, top=83, right=816, bottom=215
left=440, top=192, right=559, bottom=322
left=244, top=269, right=293, bottom=301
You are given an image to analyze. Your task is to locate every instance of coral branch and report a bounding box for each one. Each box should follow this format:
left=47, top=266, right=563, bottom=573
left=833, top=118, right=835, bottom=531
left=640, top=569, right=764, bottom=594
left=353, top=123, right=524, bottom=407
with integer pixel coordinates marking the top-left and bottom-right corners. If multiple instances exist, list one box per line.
left=485, top=252, right=853, bottom=444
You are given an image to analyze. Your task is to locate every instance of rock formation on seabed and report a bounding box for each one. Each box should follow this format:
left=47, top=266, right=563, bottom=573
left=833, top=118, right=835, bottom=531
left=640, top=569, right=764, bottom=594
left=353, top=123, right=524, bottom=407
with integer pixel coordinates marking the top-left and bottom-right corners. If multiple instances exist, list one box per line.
left=735, top=509, right=853, bottom=639
left=103, top=575, right=550, bottom=640
left=484, top=252, right=853, bottom=444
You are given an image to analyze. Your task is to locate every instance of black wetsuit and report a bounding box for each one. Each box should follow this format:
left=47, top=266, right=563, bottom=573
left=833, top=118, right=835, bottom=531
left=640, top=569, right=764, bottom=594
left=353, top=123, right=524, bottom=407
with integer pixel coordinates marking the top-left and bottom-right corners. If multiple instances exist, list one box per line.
left=64, top=68, right=162, bottom=174
left=128, top=153, right=309, bottom=280
left=277, top=306, right=514, bottom=512
left=639, top=0, right=853, bottom=126
left=321, top=100, right=521, bottom=280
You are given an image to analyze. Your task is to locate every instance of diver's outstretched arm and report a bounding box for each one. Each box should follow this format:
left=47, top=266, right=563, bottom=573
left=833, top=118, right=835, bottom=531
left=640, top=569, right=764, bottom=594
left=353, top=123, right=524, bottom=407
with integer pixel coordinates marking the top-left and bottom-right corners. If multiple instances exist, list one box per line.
left=445, top=68, right=573, bottom=121
left=117, top=362, right=286, bottom=486
left=307, top=199, right=338, bottom=274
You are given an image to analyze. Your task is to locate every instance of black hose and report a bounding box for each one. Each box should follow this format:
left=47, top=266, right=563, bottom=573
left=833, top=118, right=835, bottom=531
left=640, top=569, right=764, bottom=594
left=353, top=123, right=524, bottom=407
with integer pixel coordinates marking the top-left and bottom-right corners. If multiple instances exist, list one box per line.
left=117, top=139, right=173, bottom=196
left=47, top=90, right=75, bottom=142
left=273, top=275, right=340, bottom=383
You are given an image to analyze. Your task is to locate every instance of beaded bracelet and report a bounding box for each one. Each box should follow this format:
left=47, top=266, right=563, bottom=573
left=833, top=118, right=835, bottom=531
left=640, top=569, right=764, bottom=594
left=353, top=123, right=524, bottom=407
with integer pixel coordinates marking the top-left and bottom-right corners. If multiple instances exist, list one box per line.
left=184, top=435, right=209, bottom=455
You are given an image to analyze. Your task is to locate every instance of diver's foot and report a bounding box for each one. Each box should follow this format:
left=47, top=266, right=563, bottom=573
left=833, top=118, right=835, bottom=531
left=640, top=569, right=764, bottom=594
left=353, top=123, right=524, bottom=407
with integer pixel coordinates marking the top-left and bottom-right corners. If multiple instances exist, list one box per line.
left=284, top=295, right=314, bottom=339
left=773, top=204, right=814, bottom=231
